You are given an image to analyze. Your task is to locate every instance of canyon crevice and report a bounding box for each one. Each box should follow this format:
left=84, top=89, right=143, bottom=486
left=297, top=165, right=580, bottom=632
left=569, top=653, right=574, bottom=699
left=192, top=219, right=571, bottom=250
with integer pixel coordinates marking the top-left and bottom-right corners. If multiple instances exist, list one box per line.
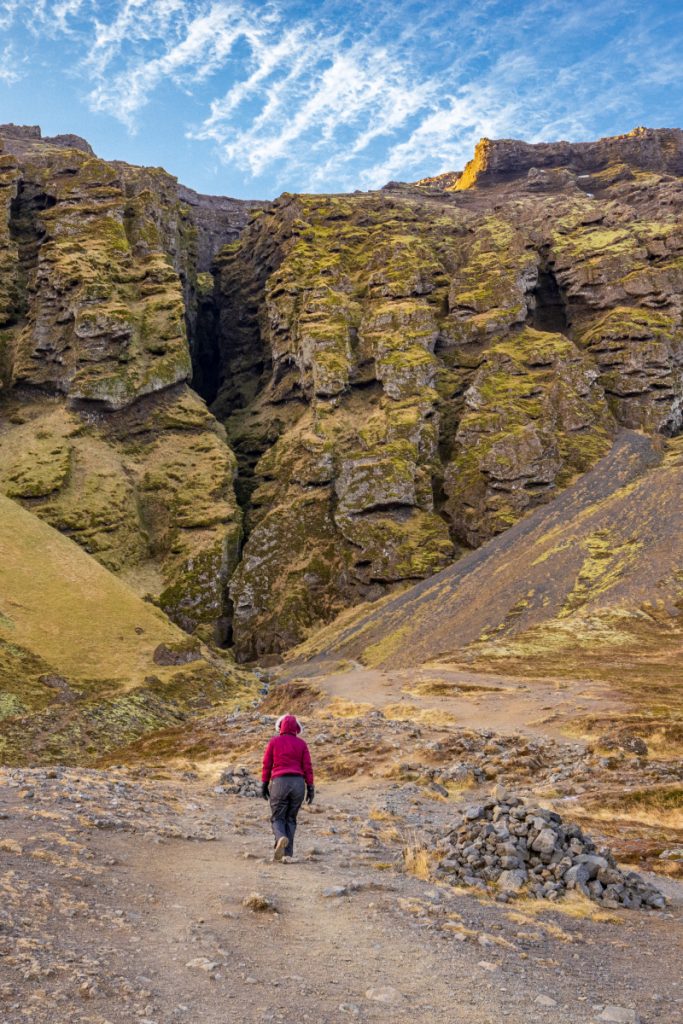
left=1, top=123, right=682, bottom=660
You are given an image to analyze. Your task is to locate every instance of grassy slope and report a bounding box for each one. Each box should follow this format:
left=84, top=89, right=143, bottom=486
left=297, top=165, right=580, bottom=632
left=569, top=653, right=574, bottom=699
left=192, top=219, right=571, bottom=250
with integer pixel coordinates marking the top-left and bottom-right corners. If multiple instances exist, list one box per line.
left=0, top=494, right=256, bottom=765
left=0, top=492, right=186, bottom=688
left=292, top=432, right=683, bottom=742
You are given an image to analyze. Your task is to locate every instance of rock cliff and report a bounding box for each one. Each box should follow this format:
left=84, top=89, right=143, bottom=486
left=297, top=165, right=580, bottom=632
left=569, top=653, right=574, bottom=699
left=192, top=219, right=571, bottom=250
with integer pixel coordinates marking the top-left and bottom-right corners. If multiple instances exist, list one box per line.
left=0, top=125, right=261, bottom=643
left=454, top=127, right=683, bottom=189
left=1, top=124, right=682, bottom=661
left=205, top=130, right=682, bottom=657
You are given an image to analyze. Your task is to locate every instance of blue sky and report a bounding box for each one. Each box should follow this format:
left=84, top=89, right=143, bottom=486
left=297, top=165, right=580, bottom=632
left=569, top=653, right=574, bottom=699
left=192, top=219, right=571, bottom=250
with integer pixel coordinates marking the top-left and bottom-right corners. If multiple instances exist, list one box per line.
left=0, top=1, right=682, bottom=199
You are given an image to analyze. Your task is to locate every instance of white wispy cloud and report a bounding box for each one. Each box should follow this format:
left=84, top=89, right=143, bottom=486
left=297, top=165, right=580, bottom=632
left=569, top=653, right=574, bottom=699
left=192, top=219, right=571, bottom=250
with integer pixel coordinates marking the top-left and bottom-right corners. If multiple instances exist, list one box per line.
left=52, top=0, right=86, bottom=32
left=87, top=3, right=262, bottom=129
left=196, top=38, right=434, bottom=184
left=359, top=84, right=522, bottom=189
left=0, top=0, right=680, bottom=192
left=0, top=43, right=22, bottom=84
left=0, top=1, right=21, bottom=31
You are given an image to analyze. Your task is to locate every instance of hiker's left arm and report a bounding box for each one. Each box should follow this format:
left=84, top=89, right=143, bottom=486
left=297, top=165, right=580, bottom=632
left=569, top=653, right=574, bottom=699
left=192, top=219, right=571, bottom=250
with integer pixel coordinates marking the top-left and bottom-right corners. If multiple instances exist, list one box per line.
left=302, top=742, right=314, bottom=786
left=261, top=739, right=274, bottom=782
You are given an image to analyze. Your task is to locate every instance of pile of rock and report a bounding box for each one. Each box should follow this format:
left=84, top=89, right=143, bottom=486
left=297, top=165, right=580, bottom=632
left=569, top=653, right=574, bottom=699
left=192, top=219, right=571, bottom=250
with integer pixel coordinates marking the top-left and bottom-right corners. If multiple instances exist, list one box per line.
left=215, top=765, right=261, bottom=798
left=436, top=790, right=665, bottom=909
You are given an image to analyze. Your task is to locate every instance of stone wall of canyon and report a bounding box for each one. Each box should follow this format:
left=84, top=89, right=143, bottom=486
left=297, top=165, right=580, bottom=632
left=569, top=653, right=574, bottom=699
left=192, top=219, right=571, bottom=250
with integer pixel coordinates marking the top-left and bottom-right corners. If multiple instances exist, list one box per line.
left=1, top=124, right=681, bottom=659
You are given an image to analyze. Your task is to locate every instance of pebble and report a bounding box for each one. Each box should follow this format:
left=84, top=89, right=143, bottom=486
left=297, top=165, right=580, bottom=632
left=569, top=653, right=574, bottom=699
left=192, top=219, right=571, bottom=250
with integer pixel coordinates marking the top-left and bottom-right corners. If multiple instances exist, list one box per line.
left=185, top=958, right=220, bottom=974
left=365, top=986, right=403, bottom=1003
left=597, top=1008, right=640, bottom=1023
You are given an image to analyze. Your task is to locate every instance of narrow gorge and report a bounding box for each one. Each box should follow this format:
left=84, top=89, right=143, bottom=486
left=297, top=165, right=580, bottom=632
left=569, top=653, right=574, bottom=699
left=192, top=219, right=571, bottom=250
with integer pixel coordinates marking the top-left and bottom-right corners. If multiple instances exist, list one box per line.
left=1, top=123, right=682, bottom=664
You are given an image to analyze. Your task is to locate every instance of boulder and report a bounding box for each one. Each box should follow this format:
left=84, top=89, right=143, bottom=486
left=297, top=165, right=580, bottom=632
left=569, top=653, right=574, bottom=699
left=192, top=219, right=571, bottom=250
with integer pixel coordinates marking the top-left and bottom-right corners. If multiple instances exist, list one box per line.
left=498, top=869, right=528, bottom=893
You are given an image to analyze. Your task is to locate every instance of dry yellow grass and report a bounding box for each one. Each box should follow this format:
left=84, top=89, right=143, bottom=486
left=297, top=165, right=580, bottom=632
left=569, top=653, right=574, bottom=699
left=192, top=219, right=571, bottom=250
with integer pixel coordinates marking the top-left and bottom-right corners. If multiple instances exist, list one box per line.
left=579, top=785, right=683, bottom=830
left=0, top=839, right=22, bottom=855
left=404, top=678, right=505, bottom=698
left=441, top=920, right=478, bottom=939
left=383, top=701, right=457, bottom=726
left=368, top=807, right=399, bottom=823
left=561, top=711, right=683, bottom=759
left=507, top=891, right=622, bottom=926
left=322, top=696, right=375, bottom=718
left=0, top=493, right=187, bottom=689
left=402, top=835, right=433, bottom=881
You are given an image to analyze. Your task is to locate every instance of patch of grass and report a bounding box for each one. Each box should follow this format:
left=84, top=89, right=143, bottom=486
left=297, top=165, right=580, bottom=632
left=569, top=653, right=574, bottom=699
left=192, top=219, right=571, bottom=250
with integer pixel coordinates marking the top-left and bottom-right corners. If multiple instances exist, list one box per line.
left=0, top=492, right=187, bottom=689
left=258, top=680, right=323, bottom=716
left=402, top=835, right=433, bottom=881
left=566, top=709, right=683, bottom=758
left=368, top=808, right=399, bottom=823
left=404, top=679, right=504, bottom=697
left=322, top=696, right=375, bottom=718
left=383, top=701, right=457, bottom=726
left=581, top=786, right=683, bottom=830
left=508, top=891, right=621, bottom=926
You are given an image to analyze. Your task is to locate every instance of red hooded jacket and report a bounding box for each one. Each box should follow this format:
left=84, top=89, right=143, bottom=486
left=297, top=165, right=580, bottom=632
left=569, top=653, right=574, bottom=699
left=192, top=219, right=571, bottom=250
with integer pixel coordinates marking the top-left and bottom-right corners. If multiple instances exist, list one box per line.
left=261, top=715, right=314, bottom=785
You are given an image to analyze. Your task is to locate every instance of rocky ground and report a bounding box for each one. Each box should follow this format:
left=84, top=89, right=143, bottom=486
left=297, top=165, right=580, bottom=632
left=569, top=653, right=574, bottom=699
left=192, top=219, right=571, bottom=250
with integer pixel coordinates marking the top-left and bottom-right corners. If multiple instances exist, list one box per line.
left=1, top=661, right=681, bottom=1024
left=1, top=122, right=683, bottom=1024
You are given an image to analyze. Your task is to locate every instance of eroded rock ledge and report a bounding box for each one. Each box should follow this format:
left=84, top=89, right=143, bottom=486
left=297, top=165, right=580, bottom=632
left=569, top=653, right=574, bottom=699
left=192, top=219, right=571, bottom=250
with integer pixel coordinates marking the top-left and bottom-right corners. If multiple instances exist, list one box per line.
left=454, top=126, right=683, bottom=189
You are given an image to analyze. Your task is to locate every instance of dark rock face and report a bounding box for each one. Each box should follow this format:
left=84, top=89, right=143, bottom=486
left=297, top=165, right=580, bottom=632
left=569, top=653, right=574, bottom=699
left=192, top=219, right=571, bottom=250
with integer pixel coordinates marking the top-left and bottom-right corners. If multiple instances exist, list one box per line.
left=204, top=128, right=683, bottom=657
left=43, top=134, right=94, bottom=155
left=0, top=124, right=42, bottom=140
left=152, top=641, right=202, bottom=666
left=177, top=185, right=267, bottom=273
left=2, top=123, right=683, bottom=660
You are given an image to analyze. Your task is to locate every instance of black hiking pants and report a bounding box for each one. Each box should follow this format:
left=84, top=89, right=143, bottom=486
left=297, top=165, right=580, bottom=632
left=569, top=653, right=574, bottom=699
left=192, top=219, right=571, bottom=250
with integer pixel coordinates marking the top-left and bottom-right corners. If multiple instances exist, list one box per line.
left=269, top=774, right=305, bottom=857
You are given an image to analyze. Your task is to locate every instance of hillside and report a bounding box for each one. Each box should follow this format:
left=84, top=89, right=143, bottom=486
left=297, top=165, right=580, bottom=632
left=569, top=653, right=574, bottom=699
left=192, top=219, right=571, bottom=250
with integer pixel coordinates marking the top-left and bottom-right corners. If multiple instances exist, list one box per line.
left=0, top=123, right=682, bottom=1024
left=293, top=430, right=683, bottom=670
left=0, top=492, right=254, bottom=765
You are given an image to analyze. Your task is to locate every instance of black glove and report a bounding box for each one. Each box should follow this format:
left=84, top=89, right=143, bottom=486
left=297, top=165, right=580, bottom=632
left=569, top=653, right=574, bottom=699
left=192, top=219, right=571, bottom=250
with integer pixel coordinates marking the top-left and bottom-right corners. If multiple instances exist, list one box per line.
left=306, top=784, right=315, bottom=805
left=261, top=781, right=270, bottom=800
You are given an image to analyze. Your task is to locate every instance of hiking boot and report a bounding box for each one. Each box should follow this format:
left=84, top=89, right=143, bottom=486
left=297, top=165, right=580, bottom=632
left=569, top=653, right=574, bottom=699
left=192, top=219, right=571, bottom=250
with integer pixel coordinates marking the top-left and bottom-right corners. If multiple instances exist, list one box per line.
left=274, top=836, right=288, bottom=862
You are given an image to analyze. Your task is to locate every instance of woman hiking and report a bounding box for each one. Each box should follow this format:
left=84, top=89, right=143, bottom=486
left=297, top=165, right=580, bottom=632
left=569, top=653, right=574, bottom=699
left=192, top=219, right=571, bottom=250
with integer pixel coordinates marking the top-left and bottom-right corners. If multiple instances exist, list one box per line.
left=261, top=714, right=315, bottom=862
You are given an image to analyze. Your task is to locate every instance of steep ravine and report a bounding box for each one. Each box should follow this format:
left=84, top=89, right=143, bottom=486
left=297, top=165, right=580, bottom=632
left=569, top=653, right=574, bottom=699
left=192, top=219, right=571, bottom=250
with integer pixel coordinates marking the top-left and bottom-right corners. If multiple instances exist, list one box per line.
left=1, top=123, right=682, bottom=663
left=195, top=130, right=683, bottom=658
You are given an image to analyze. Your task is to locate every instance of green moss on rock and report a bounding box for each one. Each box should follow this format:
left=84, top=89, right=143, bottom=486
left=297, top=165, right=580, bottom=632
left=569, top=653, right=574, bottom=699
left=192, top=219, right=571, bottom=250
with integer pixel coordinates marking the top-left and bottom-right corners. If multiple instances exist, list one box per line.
left=443, top=328, right=615, bottom=545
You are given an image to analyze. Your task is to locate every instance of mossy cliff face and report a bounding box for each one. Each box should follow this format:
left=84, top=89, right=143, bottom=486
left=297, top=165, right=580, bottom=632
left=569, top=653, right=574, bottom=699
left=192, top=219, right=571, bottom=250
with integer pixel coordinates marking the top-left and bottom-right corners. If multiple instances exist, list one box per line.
left=0, top=128, right=245, bottom=640
left=5, top=148, right=191, bottom=406
left=2, top=125, right=683, bottom=663
left=212, top=194, right=463, bottom=659
left=208, top=131, right=683, bottom=659
left=443, top=329, right=613, bottom=546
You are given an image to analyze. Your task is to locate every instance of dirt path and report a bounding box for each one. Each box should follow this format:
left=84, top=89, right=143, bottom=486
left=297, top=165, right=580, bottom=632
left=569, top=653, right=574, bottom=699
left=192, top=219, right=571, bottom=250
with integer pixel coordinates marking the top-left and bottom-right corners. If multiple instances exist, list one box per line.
left=1, top=649, right=682, bottom=1024
left=279, top=659, right=618, bottom=740
left=1, top=765, right=682, bottom=1024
